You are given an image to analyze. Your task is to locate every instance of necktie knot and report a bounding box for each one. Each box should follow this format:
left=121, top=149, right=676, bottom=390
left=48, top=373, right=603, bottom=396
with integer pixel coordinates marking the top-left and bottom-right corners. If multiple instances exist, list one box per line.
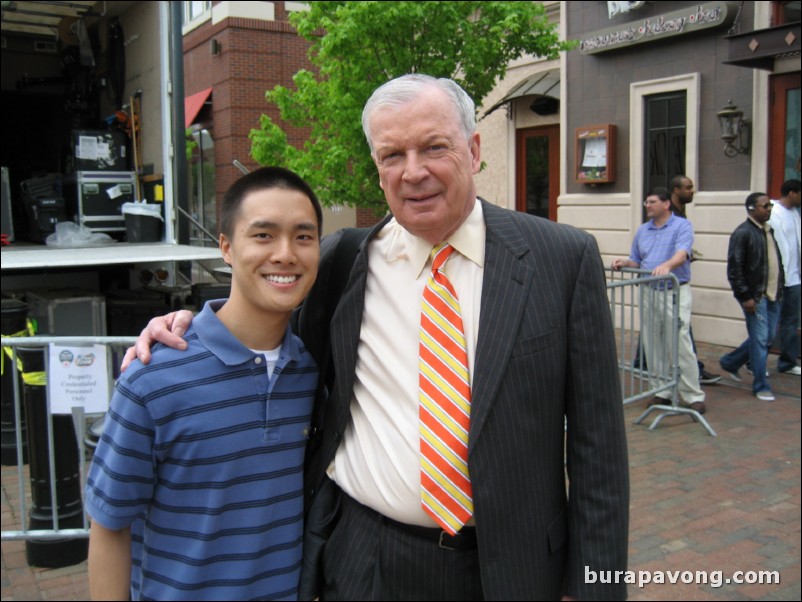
left=431, top=243, right=455, bottom=273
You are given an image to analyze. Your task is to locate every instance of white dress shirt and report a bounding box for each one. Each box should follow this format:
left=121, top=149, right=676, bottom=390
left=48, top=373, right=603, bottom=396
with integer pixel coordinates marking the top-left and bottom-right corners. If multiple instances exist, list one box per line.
left=330, top=200, right=485, bottom=526
left=769, top=201, right=801, bottom=287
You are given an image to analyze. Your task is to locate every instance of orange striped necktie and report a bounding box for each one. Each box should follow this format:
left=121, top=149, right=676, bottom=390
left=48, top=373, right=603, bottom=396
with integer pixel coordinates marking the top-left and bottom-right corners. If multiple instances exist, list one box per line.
left=419, top=242, right=473, bottom=535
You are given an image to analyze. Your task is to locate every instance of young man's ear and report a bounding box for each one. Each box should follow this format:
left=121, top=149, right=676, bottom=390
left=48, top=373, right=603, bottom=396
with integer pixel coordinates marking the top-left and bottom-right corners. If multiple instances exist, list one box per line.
left=219, top=233, right=232, bottom=266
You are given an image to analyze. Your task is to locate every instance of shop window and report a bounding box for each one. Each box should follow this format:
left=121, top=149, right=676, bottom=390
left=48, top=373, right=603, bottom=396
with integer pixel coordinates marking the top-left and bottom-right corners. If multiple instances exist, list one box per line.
left=630, top=73, right=699, bottom=232
left=769, top=73, right=801, bottom=197
left=772, top=1, right=802, bottom=25
left=644, top=91, right=687, bottom=212
left=188, top=127, right=217, bottom=248
left=183, top=1, right=211, bottom=33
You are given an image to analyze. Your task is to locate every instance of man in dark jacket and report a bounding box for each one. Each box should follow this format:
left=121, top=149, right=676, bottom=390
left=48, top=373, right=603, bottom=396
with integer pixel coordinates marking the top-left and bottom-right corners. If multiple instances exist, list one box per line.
left=720, top=192, right=785, bottom=401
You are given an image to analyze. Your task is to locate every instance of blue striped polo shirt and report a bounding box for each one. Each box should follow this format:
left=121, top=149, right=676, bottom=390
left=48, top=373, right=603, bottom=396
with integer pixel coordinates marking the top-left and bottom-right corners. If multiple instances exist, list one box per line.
left=630, top=213, right=694, bottom=284
left=85, top=300, right=318, bottom=600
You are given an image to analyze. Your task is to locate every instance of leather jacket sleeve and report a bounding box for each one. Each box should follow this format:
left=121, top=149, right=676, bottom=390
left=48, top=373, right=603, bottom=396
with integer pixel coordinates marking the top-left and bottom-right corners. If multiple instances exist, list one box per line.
left=727, top=222, right=755, bottom=303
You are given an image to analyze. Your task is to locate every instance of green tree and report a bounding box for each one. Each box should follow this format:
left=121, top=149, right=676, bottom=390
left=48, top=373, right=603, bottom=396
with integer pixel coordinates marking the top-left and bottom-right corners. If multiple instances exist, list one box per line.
left=250, top=1, right=570, bottom=212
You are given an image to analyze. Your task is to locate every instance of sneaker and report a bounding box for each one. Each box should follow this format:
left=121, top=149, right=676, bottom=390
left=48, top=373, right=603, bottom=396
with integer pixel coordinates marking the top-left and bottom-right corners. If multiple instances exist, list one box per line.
left=755, top=390, right=775, bottom=402
left=721, top=365, right=743, bottom=382
left=746, top=367, right=769, bottom=377
left=698, top=369, right=721, bottom=385
left=780, top=366, right=801, bottom=376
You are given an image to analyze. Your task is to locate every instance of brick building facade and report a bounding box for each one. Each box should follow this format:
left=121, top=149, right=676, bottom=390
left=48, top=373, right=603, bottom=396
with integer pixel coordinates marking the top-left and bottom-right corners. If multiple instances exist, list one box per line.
left=182, top=1, right=376, bottom=237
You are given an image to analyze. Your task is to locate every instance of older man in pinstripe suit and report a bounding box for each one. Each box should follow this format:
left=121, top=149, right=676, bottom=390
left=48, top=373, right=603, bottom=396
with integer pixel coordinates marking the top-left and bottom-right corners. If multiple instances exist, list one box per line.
left=128, top=74, right=630, bottom=601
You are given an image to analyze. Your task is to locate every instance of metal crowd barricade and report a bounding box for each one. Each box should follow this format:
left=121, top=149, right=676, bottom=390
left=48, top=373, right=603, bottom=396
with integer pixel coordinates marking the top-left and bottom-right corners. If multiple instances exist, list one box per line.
left=0, top=336, right=136, bottom=552
left=606, top=268, right=716, bottom=436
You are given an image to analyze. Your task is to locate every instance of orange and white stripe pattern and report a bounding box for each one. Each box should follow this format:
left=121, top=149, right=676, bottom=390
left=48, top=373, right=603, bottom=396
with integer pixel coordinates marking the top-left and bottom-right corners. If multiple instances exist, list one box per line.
left=419, top=243, right=473, bottom=535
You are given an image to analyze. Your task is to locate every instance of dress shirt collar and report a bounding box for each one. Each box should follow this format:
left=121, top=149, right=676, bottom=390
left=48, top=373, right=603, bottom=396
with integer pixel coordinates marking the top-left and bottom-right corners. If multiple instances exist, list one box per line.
left=380, top=199, right=486, bottom=277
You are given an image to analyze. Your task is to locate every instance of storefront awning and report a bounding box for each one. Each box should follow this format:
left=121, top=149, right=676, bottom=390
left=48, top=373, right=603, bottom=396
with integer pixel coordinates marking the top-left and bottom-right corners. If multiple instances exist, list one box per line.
left=481, top=69, right=560, bottom=118
left=184, top=87, right=213, bottom=128
left=722, top=22, right=801, bottom=71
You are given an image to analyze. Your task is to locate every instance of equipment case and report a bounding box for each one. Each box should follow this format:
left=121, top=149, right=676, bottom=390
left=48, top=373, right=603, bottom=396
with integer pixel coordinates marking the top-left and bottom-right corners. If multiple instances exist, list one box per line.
left=26, top=289, right=107, bottom=336
left=70, top=129, right=129, bottom=172
left=64, top=171, right=135, bottom=233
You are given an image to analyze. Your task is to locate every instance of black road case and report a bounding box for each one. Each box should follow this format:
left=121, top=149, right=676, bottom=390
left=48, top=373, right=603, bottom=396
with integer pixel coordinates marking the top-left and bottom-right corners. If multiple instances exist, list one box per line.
left=64, top=171, right=135, bottom=234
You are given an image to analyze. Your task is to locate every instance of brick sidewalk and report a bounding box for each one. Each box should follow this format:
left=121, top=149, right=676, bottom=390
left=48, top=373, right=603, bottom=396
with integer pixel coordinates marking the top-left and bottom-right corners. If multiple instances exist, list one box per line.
left=1, top=343, right=800, bottom=601
left=625, top=342, right=801, bottom=600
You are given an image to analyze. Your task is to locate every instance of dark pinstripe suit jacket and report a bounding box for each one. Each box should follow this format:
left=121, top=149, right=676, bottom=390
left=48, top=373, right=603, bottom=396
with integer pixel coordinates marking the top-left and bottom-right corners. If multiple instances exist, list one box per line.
left=302, top=200, right=630, bottom=600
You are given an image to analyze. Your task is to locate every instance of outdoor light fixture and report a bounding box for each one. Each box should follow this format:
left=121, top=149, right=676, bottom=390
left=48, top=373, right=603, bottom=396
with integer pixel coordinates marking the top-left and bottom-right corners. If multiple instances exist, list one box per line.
left=717, top=99, right=751, bottom=157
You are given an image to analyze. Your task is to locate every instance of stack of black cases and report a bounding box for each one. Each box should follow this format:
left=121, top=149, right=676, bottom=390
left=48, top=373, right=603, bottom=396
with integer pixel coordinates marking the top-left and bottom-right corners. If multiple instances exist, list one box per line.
left=65, top=129, right=134, bottom=235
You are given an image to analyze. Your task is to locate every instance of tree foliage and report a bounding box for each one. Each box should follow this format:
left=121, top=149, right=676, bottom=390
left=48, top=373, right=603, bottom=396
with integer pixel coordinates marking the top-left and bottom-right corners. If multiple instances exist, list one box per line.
left=250, top=1, right=570, bottom=212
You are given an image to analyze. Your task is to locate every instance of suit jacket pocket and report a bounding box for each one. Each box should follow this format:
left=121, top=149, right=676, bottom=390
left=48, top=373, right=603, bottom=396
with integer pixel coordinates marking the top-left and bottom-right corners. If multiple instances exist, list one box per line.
left=299, top=477, right=342, bottom=600
left=511, top=327, right=559, bottom=358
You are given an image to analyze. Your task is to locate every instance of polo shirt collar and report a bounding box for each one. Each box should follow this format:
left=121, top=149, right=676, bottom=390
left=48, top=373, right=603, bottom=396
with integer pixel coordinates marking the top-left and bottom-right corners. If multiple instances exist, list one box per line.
left=194, top=300, right=300, bottom=366
left=648, top=212, right=675, bottom=230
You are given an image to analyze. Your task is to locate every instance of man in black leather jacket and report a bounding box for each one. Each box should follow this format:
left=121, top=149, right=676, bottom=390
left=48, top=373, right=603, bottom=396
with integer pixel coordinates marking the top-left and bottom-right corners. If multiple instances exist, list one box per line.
left=720, top=193, right=785, bottom=401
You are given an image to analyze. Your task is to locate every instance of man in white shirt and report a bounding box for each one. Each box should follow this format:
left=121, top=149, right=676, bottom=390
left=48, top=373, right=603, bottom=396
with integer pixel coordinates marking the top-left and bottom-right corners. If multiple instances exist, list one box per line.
left=769, top=179, right=801, bottom=375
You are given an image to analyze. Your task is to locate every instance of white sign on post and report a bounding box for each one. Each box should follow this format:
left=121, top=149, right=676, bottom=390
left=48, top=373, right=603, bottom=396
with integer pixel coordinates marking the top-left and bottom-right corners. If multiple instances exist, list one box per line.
left=48, top=344, right=111, bottom=415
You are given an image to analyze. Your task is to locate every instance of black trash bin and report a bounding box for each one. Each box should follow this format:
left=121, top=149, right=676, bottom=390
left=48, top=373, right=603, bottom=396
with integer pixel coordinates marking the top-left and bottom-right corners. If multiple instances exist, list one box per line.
left=16, top=346, right=88, bottom=568
left=1, top=298, right=29, bottom=466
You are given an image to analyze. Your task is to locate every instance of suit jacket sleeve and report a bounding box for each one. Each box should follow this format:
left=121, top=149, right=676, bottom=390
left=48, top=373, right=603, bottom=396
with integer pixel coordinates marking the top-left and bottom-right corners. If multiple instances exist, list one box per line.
left=563, top=233, right=630, bottom=600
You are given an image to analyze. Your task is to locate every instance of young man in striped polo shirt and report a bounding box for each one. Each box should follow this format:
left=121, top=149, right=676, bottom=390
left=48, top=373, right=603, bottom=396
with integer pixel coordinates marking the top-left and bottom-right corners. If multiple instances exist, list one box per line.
left=86, top=167, right=322, bottom=600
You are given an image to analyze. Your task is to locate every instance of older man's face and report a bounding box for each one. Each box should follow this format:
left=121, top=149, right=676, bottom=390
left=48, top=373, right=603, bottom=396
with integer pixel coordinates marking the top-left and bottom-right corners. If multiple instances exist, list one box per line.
left=369, top=86, right=480, bottom=245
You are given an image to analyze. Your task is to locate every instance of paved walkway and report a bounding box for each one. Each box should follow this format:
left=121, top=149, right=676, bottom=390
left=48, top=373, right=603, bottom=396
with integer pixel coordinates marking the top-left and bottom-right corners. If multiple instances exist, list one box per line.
left=625, top=342, right=801, bottom=600
left=1, top=343, right=800, bottom=601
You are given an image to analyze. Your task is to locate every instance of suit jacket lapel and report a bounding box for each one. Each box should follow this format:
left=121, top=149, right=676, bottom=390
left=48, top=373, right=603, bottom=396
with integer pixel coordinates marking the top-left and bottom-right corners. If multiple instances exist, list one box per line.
left=329, top=218, right=390, bottom=432
left=469, top=202, right=533, bottom=452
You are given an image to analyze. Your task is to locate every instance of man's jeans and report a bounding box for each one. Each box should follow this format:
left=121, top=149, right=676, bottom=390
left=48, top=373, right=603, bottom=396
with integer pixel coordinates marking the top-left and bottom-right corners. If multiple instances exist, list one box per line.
left=778, top=284, right=801, bottom=373
left=721, top=298, right=781, bottom=394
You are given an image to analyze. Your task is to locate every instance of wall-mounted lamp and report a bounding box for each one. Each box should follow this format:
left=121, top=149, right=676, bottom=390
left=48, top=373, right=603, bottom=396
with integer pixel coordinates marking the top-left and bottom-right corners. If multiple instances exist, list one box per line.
left=717, top=99, right=750, bottom=157
left=210, top=38, right=221, bottom=55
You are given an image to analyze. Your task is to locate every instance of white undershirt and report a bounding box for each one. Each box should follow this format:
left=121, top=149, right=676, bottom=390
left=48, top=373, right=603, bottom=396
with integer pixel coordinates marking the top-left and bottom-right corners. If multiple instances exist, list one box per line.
left=329, top=201, right=485, bottom=527
left=250, top=346, right=281, bottom=380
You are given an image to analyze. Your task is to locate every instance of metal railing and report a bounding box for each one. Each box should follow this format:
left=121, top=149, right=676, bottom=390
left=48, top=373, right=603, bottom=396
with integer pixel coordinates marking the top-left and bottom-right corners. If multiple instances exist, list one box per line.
left=606, top=268, right=716, bottom=436
left=2, top=270, right=719, bottom=552
left=1, top=336, right=135, bottom=547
